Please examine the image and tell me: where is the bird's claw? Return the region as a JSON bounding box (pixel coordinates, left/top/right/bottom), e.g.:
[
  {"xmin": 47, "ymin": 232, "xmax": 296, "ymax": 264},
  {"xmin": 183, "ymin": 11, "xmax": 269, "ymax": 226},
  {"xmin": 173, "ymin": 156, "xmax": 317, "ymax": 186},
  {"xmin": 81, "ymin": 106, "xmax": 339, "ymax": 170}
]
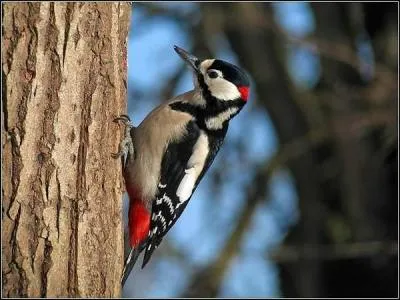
[
  {"xmin": 113, "ymin": 114, "xmax": 132, "ymax": 125},
  {"xmin": 112, "ymin": 114, "xmax": 135, "ymax": 167},
  {"xmin": 111, "ymin": 151, "xmax": 123, "ymax": 159}
]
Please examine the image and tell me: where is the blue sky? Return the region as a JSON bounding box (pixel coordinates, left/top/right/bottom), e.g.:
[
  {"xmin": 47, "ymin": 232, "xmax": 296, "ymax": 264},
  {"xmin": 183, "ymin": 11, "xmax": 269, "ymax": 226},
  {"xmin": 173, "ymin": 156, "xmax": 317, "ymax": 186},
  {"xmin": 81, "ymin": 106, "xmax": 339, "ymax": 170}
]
[{"xmin": 123, "ymin": 2, "xmax": 316, "ymax": 297}]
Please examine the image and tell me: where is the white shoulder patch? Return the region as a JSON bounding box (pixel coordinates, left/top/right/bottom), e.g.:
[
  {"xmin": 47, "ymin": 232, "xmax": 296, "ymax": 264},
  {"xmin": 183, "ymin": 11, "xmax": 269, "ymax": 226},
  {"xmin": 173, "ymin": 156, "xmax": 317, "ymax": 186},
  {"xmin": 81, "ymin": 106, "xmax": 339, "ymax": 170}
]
[
  {"xmin": 176, "ymin": 131, "xmax": 209, "ymax": 203},
  {"xmin": 176, "ymin": 168, "xmax": 196, "ymax": 202}
]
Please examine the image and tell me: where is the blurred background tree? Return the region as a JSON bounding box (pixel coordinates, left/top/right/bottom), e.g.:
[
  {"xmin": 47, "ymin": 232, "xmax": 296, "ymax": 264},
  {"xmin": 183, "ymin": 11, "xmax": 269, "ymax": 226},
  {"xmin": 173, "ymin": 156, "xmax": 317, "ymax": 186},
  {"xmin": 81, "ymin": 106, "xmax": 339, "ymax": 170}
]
[{"xmin": 123, "ymin": 2, "xmax": 397, "ymax": 298}]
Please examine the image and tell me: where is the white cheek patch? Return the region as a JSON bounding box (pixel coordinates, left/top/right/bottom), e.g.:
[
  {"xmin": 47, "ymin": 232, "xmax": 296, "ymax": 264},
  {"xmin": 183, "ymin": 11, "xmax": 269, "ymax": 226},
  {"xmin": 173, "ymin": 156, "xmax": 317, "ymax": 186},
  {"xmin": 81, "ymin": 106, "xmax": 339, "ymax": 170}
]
[
  {"xmin": 176, "ymin": 131, "xmax": 209, "ymax": 203},
  {"xmin": 207, "ymin": 78, "xmax": 241, "ymax": 101},
  {"xmin": 205, "ymin": 107, "xmax": 239, "ymax": 130}
]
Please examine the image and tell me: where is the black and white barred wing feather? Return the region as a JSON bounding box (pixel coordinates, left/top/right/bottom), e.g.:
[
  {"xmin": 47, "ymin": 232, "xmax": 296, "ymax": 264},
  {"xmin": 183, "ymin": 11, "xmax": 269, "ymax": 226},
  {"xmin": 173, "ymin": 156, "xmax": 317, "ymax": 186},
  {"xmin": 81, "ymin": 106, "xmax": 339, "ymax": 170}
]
[{"xmin": 141, "ymin": 120, "xmax": 216, "ymax": 267}]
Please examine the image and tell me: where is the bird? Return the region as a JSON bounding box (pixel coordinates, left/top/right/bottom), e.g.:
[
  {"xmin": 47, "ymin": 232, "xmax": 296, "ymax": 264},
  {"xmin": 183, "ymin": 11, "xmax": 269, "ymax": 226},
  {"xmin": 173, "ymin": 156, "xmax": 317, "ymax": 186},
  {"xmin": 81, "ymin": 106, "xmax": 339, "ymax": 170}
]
[{"xmin": 112, "ymin": 45, "xmax": 250, "ymax": 286}]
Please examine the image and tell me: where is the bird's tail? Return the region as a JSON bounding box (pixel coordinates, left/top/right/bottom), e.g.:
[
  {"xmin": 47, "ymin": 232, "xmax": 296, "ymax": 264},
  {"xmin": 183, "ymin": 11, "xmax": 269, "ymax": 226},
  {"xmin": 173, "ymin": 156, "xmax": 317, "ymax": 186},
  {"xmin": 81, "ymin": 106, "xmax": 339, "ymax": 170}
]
[
  {"xmin": 121, "ymin": 239, "xmax": 149, "ymax": 286},
  {"xmin": 121, "ymin": 247, "xmax": 141, "ymax": 286}
]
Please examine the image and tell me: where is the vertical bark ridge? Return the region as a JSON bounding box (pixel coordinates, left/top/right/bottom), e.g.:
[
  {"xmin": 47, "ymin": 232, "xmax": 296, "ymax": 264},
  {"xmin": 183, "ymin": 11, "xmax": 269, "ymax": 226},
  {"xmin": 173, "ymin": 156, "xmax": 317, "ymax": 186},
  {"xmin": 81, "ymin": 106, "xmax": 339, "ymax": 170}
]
[{"xmin": 2, "ymin": 2, "xmax": 131, "ymax": 297}]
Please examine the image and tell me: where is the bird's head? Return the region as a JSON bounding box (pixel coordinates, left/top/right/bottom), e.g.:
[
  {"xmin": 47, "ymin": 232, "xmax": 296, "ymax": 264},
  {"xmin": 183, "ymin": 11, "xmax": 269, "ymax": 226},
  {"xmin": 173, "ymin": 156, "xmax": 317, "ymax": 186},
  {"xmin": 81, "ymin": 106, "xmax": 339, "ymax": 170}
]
[{"xmin": 174, "ymin": 45, "xmax": 250, "ymax": 104}]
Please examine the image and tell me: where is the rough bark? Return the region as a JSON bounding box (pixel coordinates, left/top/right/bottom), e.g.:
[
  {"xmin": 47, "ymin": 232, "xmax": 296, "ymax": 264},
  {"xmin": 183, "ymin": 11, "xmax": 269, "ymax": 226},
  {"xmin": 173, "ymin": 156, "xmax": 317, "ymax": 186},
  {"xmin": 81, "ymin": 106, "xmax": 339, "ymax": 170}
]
[{"xmin": 2, "ymin": 2, "xmax": 131, "ymax": 297}]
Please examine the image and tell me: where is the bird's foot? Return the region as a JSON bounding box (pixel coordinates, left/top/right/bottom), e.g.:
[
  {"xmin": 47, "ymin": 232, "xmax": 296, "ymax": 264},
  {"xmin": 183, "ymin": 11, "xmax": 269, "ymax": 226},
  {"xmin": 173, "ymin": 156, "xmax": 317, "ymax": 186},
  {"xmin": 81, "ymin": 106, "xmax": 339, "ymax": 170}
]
[{"xmin": 112, "ymin": 114, "xmax": 135, "ymax": 168}]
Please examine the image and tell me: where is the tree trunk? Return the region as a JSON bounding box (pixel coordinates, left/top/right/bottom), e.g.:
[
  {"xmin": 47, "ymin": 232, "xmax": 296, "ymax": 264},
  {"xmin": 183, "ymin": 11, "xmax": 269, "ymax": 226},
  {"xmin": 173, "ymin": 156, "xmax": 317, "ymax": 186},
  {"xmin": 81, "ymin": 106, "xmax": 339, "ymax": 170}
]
[{"xmin": 2, "ymin": 2, "xmax": 131, "ymax": 297}]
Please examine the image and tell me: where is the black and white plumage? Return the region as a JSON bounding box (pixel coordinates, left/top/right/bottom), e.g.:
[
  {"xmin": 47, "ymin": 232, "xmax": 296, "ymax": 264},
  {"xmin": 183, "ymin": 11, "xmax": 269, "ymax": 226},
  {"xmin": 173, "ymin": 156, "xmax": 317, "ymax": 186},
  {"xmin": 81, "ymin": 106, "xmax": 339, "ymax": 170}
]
[
  {"xmin": 143, "ymin": 121, "xmax": 228, "ymax": 267},
  {"xmin": 115, "ymin": 45, "xmax": 250, "ymax": 285}
]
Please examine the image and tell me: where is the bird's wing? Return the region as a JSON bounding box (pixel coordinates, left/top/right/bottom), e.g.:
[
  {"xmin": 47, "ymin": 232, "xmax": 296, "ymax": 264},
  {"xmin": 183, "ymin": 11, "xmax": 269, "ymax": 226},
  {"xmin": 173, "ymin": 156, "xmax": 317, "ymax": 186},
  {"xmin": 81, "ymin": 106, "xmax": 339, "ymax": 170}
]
[{"xmin": 141, "ymin": 120, "xmax": 211, "ymax": 268}]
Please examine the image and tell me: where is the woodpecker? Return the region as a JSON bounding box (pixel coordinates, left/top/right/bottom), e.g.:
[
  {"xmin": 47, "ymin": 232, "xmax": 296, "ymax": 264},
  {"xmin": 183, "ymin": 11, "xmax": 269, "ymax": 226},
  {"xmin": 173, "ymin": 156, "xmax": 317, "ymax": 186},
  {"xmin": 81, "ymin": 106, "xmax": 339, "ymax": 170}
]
[{"xmin": 113, "ymin": 45, "xmax": 250, "ymax": 286}]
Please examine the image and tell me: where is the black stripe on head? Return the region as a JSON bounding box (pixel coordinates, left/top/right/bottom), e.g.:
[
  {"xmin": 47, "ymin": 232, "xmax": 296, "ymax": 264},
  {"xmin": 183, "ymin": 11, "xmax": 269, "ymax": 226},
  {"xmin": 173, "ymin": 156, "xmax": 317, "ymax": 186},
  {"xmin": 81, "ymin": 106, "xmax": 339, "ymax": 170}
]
[
  {"xmin": 209, "ymin": 60, "xmax": 250, "ymax": 87},
  {"xmin": 196, "ymin": 73, "xmax": 214, "ymax": 105}
]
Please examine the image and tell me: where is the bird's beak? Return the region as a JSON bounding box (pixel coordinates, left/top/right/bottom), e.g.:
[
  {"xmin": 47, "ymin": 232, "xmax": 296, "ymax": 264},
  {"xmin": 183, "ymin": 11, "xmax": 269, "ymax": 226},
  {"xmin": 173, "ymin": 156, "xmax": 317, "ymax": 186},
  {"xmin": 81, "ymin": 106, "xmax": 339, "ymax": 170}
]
[{"xmin": 174, "ymin": 45, "xmax": 199, "ymax": 72}]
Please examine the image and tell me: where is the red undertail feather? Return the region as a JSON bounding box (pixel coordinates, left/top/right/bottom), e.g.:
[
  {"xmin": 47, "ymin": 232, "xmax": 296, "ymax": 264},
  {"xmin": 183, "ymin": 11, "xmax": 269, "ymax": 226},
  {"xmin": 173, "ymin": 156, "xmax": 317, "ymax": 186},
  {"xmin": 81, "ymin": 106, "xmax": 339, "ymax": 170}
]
[{"xmin": 127, "ymin": 186, "xmax": 150, "ymax": 247}]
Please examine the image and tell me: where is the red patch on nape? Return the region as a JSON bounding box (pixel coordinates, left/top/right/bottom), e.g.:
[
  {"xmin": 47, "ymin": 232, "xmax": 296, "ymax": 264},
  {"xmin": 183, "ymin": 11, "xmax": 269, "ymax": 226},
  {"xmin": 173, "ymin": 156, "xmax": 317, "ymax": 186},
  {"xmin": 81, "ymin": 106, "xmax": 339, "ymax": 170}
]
[{"xmin": 238, "ymin": 86, "xmax": 250, "ymax": 101}]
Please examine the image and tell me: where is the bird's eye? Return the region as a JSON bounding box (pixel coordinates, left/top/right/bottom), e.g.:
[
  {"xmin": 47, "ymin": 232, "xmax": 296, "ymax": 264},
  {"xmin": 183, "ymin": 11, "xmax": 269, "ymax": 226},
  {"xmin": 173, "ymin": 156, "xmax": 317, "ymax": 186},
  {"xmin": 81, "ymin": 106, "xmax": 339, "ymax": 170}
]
[{"xmin": 208, "ymin": 70, "xmax": 219, "ymax": 79}]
